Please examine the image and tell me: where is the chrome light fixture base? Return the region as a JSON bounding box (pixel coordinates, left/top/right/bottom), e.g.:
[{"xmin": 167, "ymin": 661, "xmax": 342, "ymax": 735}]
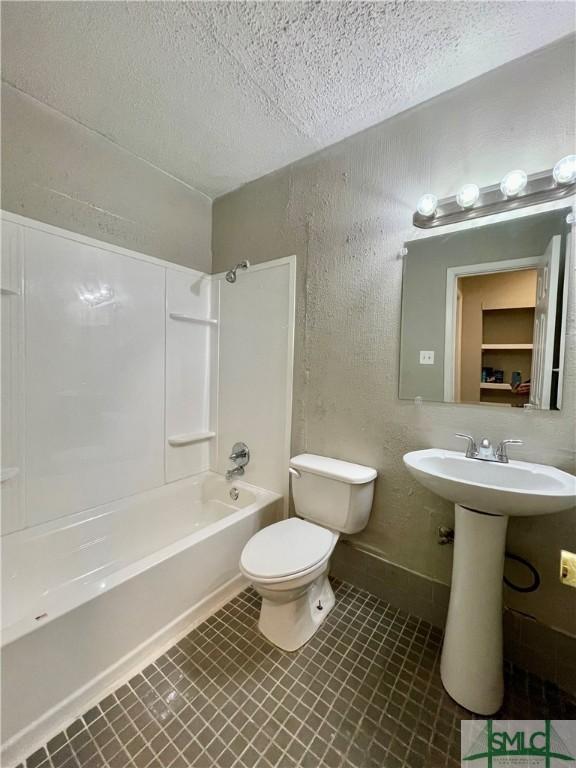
[{"xmin": 413, "ymin": 169, "xmax": 576, "ymax": 229}]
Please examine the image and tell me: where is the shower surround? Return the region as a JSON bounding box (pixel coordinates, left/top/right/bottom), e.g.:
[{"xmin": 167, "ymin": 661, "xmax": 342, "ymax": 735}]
[{"xmin": 0, "ymin": 212, "xmax": 295, "ymax": 765}]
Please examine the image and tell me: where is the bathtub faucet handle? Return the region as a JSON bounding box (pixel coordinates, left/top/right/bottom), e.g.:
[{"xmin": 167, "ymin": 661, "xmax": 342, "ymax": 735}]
[
  {"xmin": 229, "ymin": 446, "xmax": 249, "ymax": 462},
  {"xmin": 226, "ymin": 442, "xmax": 250, "ymax": 481}
]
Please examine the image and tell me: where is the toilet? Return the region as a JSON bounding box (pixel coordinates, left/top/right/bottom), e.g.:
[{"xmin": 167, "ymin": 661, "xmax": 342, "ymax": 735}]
[{"xmin": 240, "ymin": 454, "xmax": 377, "ymax": 651}]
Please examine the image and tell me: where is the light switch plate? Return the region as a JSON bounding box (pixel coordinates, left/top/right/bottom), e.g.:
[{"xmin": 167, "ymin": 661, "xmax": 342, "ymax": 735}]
[
  {"xmin": 560, "ymin": 550, "xmax": 576, "ymax": 588},
  {"xmin": 419, "ymin": 350, "xmax": 435, "ymax": 365}
]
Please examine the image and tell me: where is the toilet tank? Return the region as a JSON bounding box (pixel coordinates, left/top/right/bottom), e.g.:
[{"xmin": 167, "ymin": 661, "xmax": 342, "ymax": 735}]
[{"xmin": 290, "ymin": 454, "xmax": 377, "ymax": 534}]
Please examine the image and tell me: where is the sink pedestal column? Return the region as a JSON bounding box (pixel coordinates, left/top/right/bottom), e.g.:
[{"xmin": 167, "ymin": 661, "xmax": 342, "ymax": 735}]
[{"xmin": 441, "ymin": 504, "xmax": 509, "ymax": 715}]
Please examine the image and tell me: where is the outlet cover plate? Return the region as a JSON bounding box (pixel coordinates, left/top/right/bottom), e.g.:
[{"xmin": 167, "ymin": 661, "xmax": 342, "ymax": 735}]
[
  {"xmin": 420, "ymin": 350, "xmax": 435, "ymax": 365},
  {"xmin": 560, "ymin": 550, "xmax": 576, "ymax": 588}
]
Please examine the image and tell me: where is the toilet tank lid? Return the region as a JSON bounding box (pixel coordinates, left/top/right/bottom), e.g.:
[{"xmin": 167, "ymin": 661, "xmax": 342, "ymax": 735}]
[{"xmin": 290, "ymin": 454, "xmax": 377, "ymax": 484}]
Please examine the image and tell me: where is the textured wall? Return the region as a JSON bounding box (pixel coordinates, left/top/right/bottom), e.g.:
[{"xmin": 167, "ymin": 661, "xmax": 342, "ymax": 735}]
[
  {"xmin": 1, "ymin": 84, "xmax": 212, "ymax": 271},
  {"xmin": 213, "ymin": 38, "xmax": 576, "ymax": 636}
]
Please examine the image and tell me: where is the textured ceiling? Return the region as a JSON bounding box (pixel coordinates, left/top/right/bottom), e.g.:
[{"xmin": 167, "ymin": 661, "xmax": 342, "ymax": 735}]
[{"xmin": 2, "ymin": 1, "xmax": 574, "ymax": 198}]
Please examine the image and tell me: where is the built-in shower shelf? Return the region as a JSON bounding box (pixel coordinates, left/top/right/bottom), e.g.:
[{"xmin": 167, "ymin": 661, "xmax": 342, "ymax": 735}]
[
  {"xmin": 169, "ymin": 313, "xmax": 218, "ymax": 326},
  {"xmin": 168, "ymin": 432, "xmax": 216, "ymax": 447}
]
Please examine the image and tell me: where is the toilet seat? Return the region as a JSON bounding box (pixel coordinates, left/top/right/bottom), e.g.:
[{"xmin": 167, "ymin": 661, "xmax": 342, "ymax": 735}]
[{"xmin": 240, "ymin": 518, "xmax": 337, "ymax": 581}]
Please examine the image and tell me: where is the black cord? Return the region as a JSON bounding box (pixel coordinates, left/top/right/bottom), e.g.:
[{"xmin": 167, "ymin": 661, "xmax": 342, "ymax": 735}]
[{"xmin": 504, "ymin": 551, "xmax": 541, "ymax": 593}]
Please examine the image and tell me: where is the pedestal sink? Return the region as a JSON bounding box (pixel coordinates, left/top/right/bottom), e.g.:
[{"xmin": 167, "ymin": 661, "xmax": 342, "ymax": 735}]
[{"xmin": 403, "ymin": 448, "xmax": 576, "ymax": 715}]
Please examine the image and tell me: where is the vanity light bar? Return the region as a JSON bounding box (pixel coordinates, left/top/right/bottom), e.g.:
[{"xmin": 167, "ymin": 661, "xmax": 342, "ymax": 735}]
[{"xmin": 413, "ymin": 157, "xmax": 576, "ymax": 229}]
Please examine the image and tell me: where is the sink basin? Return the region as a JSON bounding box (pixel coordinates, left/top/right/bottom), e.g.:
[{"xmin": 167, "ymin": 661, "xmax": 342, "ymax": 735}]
[
  {"xmin": 404, "ymin": 446, "xmax": 576, "ymax": 715},
  {"xmin": 403, "ymin": 448, "xmax": 576, "ymax": 516}
]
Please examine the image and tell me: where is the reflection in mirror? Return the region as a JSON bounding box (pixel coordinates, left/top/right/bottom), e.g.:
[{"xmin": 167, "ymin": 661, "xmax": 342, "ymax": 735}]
[{"xmin": 399, "ymin": 208, "xmax": 571, "ymax": 410}]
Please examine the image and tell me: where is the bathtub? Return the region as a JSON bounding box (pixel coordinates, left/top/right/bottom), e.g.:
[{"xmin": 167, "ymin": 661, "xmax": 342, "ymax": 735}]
[{"xmin": 1, "ymin": 472, "xmax": 281, "ymax": 764}]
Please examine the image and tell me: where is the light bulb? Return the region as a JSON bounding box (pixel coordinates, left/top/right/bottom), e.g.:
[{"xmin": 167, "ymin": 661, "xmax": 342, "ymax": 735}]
[
  {"xmin": 416, "ymin": 194, "xmax": 437, "ymax": 218},
  {"xmin": 456, "ymin": 184, "xmax": 480, "ymax": 209},
  {"xmin": 500, "ymin": 169, "xmax": 527, "ymax": 198},
  {"xmin": 553, "ymin": 155, "xmax": 576, "ymax": 185}
]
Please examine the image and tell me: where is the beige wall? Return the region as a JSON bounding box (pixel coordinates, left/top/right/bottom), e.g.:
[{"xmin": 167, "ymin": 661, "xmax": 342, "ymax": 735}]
[
  {"xmin": 1, "ymin": 84, "xmax": 212, "ymax": 272},
  {"xmin": 213, "ymin": 37, "xmax": 576, "ymax": 636}
]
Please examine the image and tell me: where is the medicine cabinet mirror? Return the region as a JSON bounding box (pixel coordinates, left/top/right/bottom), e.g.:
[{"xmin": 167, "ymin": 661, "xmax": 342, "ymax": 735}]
[{"xmin": 399, "ymin": 208, "xmax": 571, "ymax": 409}]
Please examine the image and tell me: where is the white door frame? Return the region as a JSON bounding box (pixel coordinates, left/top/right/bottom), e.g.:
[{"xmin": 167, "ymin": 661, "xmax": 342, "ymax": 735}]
[
  {"xmin": 443, "ymin": 256, "xmax": 545, "ymax": 402},
  {"xmin": 556, "ymin": 232, "xmax": 572, "ymax": 410}
]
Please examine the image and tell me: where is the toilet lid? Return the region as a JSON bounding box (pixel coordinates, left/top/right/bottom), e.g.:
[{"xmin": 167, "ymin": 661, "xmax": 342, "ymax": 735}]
[{"xmin": 240, "ymin": 518, "xmax": 336, "ymax": 579}]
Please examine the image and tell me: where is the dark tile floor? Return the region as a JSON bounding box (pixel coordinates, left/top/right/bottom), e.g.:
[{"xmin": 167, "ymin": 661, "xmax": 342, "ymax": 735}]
[{"xmin": 19, "ymin": 581, "xmax": 576, "ymax": 768}]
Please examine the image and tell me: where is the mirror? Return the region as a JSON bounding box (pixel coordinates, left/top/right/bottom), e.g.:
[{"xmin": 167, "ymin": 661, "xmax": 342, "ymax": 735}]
[{"xmin": 399, "ymin": 208, "xmax": 571, "ymax": 409}]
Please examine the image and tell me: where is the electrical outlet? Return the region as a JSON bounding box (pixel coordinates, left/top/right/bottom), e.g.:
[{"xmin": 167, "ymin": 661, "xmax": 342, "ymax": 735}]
[
  {"xmin": 560, "ymin": 550, "xmax": 576, "ymax": 588},
  {"xmin": 419, "ymin": 350, "xmax": 435, "ymax": 365}
]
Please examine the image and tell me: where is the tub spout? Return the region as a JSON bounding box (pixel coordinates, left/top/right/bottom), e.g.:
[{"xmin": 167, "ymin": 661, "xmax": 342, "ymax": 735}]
[{"xmin": 226, "ymin": 466, "xmax": 245, "ymax": 481}]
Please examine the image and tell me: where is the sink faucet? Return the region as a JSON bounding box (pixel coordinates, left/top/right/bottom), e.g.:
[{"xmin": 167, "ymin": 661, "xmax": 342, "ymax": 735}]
[
  {"xmin": 455, "ymin": 434, "xmax": 523, "ymax": 463},
  {"xmin": 226, "ymin": 442, "xmax": 250, "ymax": 481}
]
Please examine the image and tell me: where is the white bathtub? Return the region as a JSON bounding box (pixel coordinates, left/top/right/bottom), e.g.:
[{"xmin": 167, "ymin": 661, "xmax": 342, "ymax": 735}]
[{"xmin": 1, "ymin": 472, "xmax": 281, "ymax": 764}]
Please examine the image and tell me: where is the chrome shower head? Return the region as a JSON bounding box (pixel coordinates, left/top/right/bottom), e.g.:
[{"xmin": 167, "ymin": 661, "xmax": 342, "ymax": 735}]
[{"xmin": 225, "ymin": 261, "xmax": 250, "ymax": 284}]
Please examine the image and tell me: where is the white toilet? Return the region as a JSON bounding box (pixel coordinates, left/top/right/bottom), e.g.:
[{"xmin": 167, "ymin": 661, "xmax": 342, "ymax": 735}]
[{"xmin": 240, "ymin": 454, "xmax": 377, "ymax": 651}]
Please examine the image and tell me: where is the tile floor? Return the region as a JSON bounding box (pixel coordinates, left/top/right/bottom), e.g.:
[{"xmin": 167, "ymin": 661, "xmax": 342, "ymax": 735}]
[{"xmin": 19, "ymin": 581, "xmax": 576, "ymax": 768}]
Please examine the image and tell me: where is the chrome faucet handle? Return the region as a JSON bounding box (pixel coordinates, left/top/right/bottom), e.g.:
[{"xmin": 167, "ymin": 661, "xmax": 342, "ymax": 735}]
[
  {"xmin": 455, "ymin": 433, "xmax": 478, "ymax": 458},
  {"xmin": 228, "ymin": 442, "xmax": 250, "ymax": 468},
  {"xmin": 496, "ymin": 439, "xmax": 523, "ymax": 463}
]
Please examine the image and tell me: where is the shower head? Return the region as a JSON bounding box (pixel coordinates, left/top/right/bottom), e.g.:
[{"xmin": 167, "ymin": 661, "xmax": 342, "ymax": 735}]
[{"xmin": 225, "ymin": 261, "xmax": 250, "ymax": 283}]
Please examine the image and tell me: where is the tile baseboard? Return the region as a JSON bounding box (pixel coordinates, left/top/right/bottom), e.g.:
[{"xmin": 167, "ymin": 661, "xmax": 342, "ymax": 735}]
[
  {"xmin": 503, "ymin": 606, "xmax": 576, "ymax": 697},
  {"xmin": 331, "ymin": 540, "xmax": 576, "ymax": 696},
  {"xmin": 330, "ymin": 541, "xmax": 451, "ymax": 629}
]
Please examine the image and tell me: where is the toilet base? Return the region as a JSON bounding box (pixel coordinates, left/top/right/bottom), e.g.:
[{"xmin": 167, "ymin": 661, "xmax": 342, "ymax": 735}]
[{"xmin": 258, "ymin": 575, "xmax": 335, "ymax": 652}]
